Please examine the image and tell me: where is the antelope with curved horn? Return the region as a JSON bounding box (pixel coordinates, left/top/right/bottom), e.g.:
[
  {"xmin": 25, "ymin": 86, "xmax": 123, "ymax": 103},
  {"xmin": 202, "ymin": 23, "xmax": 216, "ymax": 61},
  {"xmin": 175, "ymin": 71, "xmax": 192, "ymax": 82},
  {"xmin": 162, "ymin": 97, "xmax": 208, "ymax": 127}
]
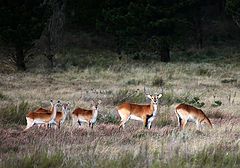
[
  {"xmin": 175, "ymin": 103, "xmax": 212, "ymax": 130},
  {"xmin": 117, "ymin": 87, "xmax": 163, "ymax": 129},
  {"xmin": 72, "ymin": 100, "xmax": 101, "ymax": 128},
  {"xmin": 24, "ymin": 101, "xmax": 62, "ymax": 131}
]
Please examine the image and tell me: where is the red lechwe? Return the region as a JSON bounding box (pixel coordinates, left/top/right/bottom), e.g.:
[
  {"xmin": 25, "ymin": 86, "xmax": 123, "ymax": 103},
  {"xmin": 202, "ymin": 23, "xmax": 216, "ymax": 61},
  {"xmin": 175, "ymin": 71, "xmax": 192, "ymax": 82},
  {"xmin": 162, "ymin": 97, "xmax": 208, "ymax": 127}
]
[
  {"xmin": 72, "ymin": 100, "xmax": 101, "ymax": 128},
  {"xmin": 34, "ymin": 101, "xmax": 70, "ymax": 129},
  {"xmin": 117, "ymin": 87, "xmax": 163, "ymax": 129},
  {"xmin": 24, "ymin": 101, "xmax": 62, "ymax": 131},
  {"xmin": 175, "ymin": 103, "xmax": 212, "ymax": 130}
]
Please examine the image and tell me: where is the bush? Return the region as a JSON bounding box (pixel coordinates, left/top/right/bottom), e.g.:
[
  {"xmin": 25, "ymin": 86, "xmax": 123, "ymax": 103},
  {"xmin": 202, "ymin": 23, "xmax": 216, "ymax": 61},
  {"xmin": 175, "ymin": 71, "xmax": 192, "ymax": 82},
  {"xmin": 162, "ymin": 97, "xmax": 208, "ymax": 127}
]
[
  {"xmin": 196, "ymin": 68, "xmax": 211, "ymax": 76},
  {"xmin": 0, "ymin": 101, "xmax": 30, "ymax": 125},
  {"xmin": 112, "ymin": 89, "xmax": 146, "ymax": 106},
  {"xmin": 176, "ymin": 96, "xmax": 205, "ymax": 108},
  {"xmin": 0, "ymin": 92, "xmax": 8, "ymax": 100},
  {"xmin": 152, "ymin": 77, "xmax": 164, "ymax": 87},
  {"xmin": 126, "ymin": 79, "xmax": 140, "ymax": 85},
  {"xmin": 159, "ymin": 92, "xmax": 177, "ymax": 106},
  {"xmin": 98, "ymin": 113, "xmax": 119, "ymax": 124},
  {"xmin": 221, "ymin": 78, "xmax": 237, "ymax": 84},
  {"xmin": 211, "ymin": 100, "xmax": 222, "ymax": 107}
]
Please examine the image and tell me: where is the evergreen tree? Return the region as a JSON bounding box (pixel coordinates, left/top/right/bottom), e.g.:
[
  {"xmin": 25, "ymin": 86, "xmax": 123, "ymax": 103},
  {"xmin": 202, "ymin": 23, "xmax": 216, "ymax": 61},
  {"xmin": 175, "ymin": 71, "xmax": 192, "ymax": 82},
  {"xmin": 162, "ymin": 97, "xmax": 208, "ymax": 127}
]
[
  {"xmin": 0, "ymin": 0, "xmax": 51, "ymax": 70},
  {"xmin": 98, "ymin": 0, "xmax": 191, "ymax": 62},
  {"xmin": 226, "ymin": 0, "xmax": 240, "ymax": 28}
]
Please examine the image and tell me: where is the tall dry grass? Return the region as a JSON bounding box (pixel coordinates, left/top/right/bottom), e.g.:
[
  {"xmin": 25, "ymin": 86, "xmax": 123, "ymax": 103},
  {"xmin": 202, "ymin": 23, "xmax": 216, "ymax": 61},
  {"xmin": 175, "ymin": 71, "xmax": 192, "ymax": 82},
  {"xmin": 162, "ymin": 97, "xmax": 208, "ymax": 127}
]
[{"xmin": 1, "ymin": 48, "xmax": 240, "ymax": 167}]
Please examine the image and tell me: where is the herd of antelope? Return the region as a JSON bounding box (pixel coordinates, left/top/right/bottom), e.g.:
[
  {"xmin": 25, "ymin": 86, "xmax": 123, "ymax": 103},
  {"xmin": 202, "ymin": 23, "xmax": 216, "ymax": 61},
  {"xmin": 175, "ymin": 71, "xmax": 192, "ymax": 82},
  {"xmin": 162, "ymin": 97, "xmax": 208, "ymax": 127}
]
[{"xmin": 24, "ymin": 87, "xmax": 212, "ymax": 131}]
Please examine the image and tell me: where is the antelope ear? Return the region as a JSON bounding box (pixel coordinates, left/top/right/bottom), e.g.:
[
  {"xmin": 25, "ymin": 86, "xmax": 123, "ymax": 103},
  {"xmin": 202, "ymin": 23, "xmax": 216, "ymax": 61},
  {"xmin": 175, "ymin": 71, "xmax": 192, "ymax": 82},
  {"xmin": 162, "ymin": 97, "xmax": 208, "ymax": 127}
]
[
  {"xmin": 157, "ymin": 94, "xmax": 163, "ymax": 99},
  {"xmin": 67, "ymin": 102, "xmax": 70, "ymax": 106},
  {"xmin": 147, "ymin": 95, "xmax": 152, "ymax": 99},
  {"xmin": 98, "ymin": 100, "xmax": 101, "ymax": 104},
  {"xmin": 90, "ymin": 100, "xmax": 94, "ymax": 105}
]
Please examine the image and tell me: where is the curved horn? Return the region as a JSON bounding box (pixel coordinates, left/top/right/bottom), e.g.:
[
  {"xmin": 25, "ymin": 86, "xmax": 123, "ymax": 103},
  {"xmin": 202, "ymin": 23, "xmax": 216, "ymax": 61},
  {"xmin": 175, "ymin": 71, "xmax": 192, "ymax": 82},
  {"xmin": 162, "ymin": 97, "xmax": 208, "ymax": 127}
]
[{"xmin": 144, "ymin": 87, "xmax": 147, "ymax": 95}]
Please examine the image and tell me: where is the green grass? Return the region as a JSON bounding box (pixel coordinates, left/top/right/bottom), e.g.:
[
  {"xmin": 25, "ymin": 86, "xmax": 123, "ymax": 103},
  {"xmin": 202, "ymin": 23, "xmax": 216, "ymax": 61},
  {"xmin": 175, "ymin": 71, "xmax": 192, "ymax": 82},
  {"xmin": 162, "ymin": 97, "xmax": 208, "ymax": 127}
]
[
  {"xmin": 1, "ymin": 149, "xmax": 68, "ymax": 168},
  {"xmin": 2, "ymin": 145, "xmax": 239, "ymax": 168},
  {"xmin": 0, "ymin": 101, "xmax": 30, "ymax": 126}
]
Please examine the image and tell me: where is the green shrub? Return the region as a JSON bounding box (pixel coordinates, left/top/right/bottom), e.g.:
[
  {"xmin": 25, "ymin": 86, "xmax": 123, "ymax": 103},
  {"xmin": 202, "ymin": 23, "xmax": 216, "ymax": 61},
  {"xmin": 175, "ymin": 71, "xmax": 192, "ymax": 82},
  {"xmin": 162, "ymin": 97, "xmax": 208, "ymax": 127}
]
[
  {"xmin": 188, "ymin": 97, "xmax": 205, "ymax": 108},
  {"xmin": 196, "ymin": 68, "xmax": 211, "ymax": 76},
  {"xmin": 0, "ymin": 101, "xmax": 30, "ymax": 125},
  {"xmin": 152, "ymin": 77, "xmax": 164, "ymax": 87},
  {"xmin": 176, "ymin": 96, "xmax": 205, "ymax": 108},
  {"xmin": 0, "ymin": 92, "xmax": 8, "ymax": 100},
  {"xmin": 221, "ymin": 78, "xmax": 237, "ymax": 83},
  {"xmin": 98, "ymin": 113, "xmax": 119, "ymax": 124},
  {"xmin": 113, "ymin": 89, "xmax": 146, "ymax": 106},
  {"xmin": 211, "ymin": 100, "xmax": 222, "ymax": 107},
  {"xmin": 126, "ymin": 79, "xmax": 140, "ymax": 85},
  {"xmin": 159, "ymin": 92, "xmax": 176, "ymax": 106}
]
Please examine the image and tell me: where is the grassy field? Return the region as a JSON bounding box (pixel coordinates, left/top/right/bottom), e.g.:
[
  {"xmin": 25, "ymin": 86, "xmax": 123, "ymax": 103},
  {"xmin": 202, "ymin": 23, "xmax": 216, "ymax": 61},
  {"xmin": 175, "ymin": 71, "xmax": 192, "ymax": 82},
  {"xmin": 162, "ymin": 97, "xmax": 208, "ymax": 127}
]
[{"xmin": 0, "ymin": 47, "xmax": 240, "ymax": 167}]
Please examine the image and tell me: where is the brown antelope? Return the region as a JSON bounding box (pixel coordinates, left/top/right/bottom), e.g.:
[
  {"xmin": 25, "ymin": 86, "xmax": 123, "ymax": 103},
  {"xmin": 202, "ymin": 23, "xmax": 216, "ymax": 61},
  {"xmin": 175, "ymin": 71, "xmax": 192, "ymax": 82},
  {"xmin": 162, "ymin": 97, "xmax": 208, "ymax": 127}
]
[
  {"xmin": 34, "ymin": 101, "xmax": 70, "ymax": 129},
  {"xmin": 24, "ymin": 101, "xmax": 62, "ymax": 131},
  {"xmin": 117, "ymin": 87, "xmax": 163, "ymax": 129},
  {"xmin": 72, "ymin": 100, "xmax": 101, "ymax": 128},
  {"xmin": 35, "ymin": 100, "xmax": 54, "ymax": 128},
  {"xmin": 55, "ymin": 102, "xmax": 70, "ymax": 129},
  {"xmin": 175, "ymin": 103, "xmax": 212, "ymax": 130}
]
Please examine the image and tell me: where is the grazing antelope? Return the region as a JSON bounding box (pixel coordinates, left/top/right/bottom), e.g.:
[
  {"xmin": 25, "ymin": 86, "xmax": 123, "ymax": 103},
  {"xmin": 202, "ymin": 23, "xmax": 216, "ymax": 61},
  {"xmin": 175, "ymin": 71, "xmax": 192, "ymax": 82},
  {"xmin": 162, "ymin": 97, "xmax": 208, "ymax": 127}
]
[
  {"xmin": 175, "ymin": 103, "xmax": 212, "ymax": 130},
  {"xmin": 72, "ymin": 100, "xmax": 101, "ymax": 128},
  {"xmin": 24, "ymin": 101, "xmax": 62, "ymax": 131},
  {"xmin": 117, "ymin": 87, "xmax": 163, "ymax": 129}
]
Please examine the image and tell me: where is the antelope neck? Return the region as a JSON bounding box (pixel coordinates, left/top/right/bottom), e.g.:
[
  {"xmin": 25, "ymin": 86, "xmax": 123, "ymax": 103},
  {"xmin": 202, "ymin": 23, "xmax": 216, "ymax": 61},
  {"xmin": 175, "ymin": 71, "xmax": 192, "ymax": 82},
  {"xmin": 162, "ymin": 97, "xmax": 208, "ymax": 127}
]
[
  {"xmin": 150, "ymin": 102, "xmax": 158, "ymax": 117},
  {"xmin": 51, "ymin": 104, "xmax": 58, "ymax": 120},
  {"xmin": 92, "ymin": 107, "xmax": 98, "ymax": 117},
  {"xmin": 60, "ymin": 108, "xmax": 68, "ymax": 124}
]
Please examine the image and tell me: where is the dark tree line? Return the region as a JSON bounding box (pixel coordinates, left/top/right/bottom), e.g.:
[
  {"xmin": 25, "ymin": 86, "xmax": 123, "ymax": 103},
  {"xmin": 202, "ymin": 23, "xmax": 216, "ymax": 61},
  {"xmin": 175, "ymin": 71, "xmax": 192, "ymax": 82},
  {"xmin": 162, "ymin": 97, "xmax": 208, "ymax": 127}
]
[{"xmin": 0, "ymin": 0, "xmax": 239, "ymax": 70}]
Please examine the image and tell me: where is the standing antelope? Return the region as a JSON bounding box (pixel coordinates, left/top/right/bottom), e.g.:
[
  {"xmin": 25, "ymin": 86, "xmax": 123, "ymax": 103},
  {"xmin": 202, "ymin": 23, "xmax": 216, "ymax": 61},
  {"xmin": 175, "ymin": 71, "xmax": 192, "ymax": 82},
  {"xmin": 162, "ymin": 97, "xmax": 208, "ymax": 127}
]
[
  {"xmin": 72, "ymin": 100, "xmax": 101, "ymax": 128},
  {"xmin": 34, "ymin": 101, "xmax": 70, "ymax": 129},
  {"xmin": 34, "ymin": 100, "xmax": 54, "ymax": 113},
  {"xmin": 55, "ymin": 102, "xmax": 70, "ymax": 129},
  {"xmin": 35, "ymin": 100, "xmax": 54, "ymax": 128},
  {"xmin": 117, "ymin": 87, "xmax": 163, "ymax": 129},
  {"xmin": 24, "ymin": 101, "xmax": 62, "ymax": 131},
  {"xmin": 175, "ymin": 103, "xmax": 212, "ymax": 130}
]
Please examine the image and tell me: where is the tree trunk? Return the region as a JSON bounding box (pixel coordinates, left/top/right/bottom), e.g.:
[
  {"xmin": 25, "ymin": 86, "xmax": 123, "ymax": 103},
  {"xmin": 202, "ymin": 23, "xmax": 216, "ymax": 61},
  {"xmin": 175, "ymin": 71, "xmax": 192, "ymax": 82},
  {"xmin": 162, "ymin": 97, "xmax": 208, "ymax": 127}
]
[
  {"xmin": 160, "ymin": 41, "xmax": 170, "ymax": 62},
  {"xmin": 194, "ymin": 7, "xmax": 203, "ymax": 49},
  {"xmin": 15, "ymin": 45, "xmax": 26, "ymax": 71}
]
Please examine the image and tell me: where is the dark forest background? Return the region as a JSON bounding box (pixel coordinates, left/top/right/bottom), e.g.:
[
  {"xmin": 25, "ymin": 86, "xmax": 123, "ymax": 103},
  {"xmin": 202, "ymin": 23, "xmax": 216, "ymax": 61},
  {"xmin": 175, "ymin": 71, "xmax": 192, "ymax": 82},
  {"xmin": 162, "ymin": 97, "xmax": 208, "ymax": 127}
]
[{"xmin": 0, "ymin": 0, "xmax": 240, "ymax": 71}]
